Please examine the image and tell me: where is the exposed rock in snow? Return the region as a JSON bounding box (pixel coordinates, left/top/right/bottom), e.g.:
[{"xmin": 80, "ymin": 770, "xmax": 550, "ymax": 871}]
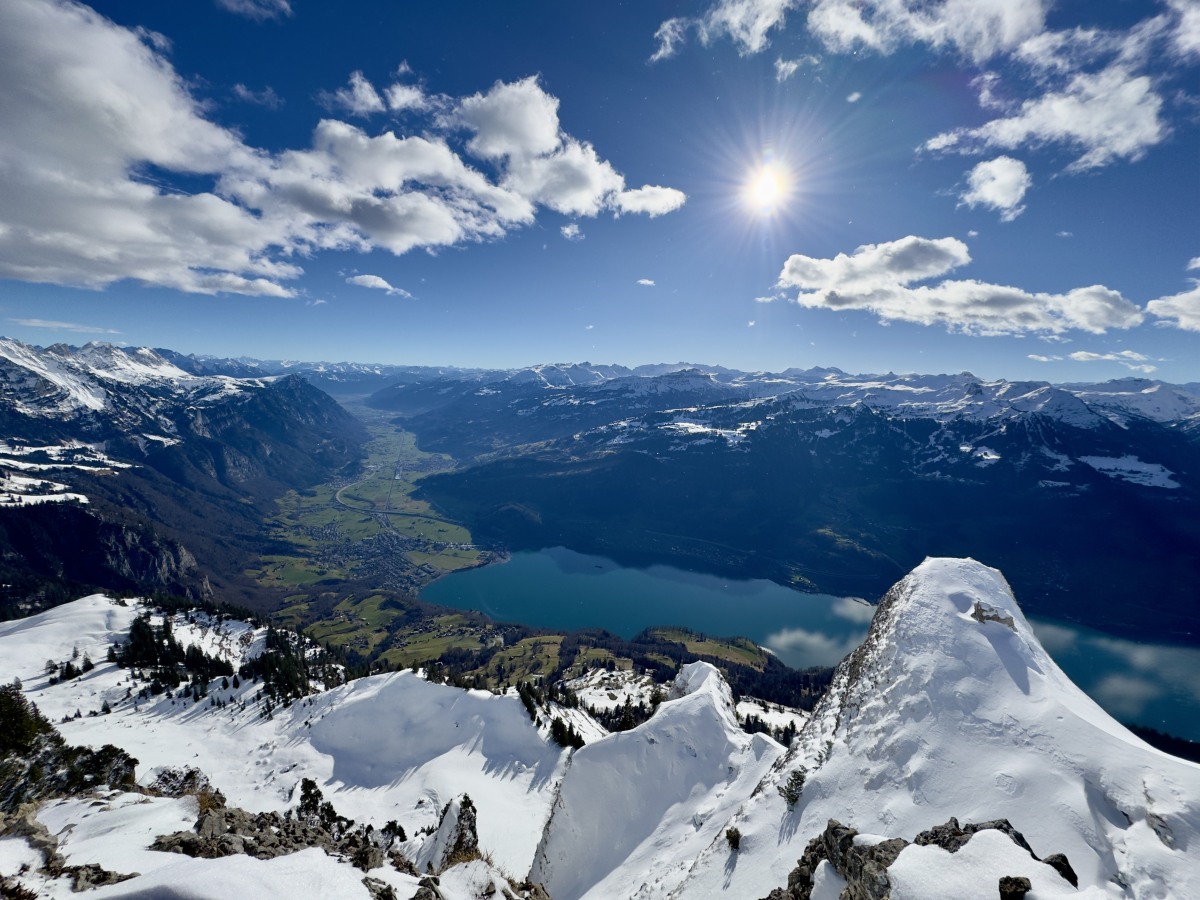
[{"xmin": 762, "ymin": 816, "xmax": 1081, "ymax": 900}]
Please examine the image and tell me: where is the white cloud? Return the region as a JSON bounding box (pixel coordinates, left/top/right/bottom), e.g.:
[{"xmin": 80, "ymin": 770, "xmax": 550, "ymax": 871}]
[
  {"xmin": 504, "ymin": 139, "xmax": 624, "ymax": 217},
  {"xmin": 747, "ymin": 320, "xmax": 756, "ymax": 327},
  {"xmin": 1027, "ymin": 354, "xmax": 1061, "ymax": 362},
  {"xmin": 232, "ymin": 84, "xmax": 283, "ymax": 109},
  {"xmin": 776, "ymin": 235, "xmax": 1145, "ymax": 335},
  {"xmin": 585, "ymin": 324, "xmax": 594, "ymax": 330},
  {"xmin": 1068, "ymin": 350, "xmax": 1150, "ymax": 362},
  {"xmin": 561, "ymin": 223, "xmax": 584, "ymax": 241},
  {"xmin": 774, "ymin": 58, "xmax": 801, "ymax": 81},
  {"xmin": 638, "ymin": 279, "xmax": 656, "ymax": 286},
  {"xmin": 458, "ymin": 76, "xmax": 561, "ymax": 160},
  {"xmin": 959, "ymin": 156, "xmax": 1030, "ymax": 221},
  {"xmin": 927, "ymin": 66, "xmax": 1166, "ymax": 172},
  {"xmin": 216, "ymin": 0, "xmax": 292, "ymax": 22},
  {"xmin": 1187, "ymin": 257, "xmax": 1200, "ymax": 271},
  {"xmin": 8, "ymin": 318, "xmax": 121, "ymax": 334},
  {"xmin": 615, "ymin": 185, "xmax": 688, "ymax": 217},
  {"xmin": 1057, "ymin": 231, "xmax": 1073, "ymax": 238},
  {"xmin": 651, "ymin": 1, "xmax": 800, "ymax": 61},
  {"xmin": 0, "ymin": 0, "xmax": 293, "ymax": 297},
  {"xmin": 699, "ymin": 0, "xmax": 800, "ymax": 55},
  {"xmin": 346, "ymin": 274, "xmax": 412, "ymax": 298},
  {"xmin": 0, "ymin": 5, "xmax": 684, "ymax": 299},
  {"xmin": 780, "ymin": 235, "xmax": 971, "ymax": 290},
  {"xmin": 806, "ymin": 0, "xmax": 1048, "ymax": 63},
  {"xmin": 846, "ymin": 91, "xmax": 862, "ymax": 103},
  {"xmin": 650, "ymin": 18, "xmax": 691, "ymax": 63},
  {"xmin": 322, "ymin": 71, "xmax": 386, "ymax": 117},
  {"xmin": 384, "ymin": 83, "xmax": 429, "ymax": 112},
  {"xmin": 1168, "ymin": 0, "xmax": 1200, "ymax": 60},
  {"xmin": 306, "ymin": 299, "xmax": 327, "ymax": 306},
  {"xmin": 1146, "ymin": 285, "xmax": 1200, "ymax": 331}
]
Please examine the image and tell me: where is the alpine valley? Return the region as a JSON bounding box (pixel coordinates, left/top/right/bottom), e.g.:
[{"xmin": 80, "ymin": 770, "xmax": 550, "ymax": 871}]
[{"xmin": 1, "ymin": 338, "xmax": 1198, "ymax": 898}]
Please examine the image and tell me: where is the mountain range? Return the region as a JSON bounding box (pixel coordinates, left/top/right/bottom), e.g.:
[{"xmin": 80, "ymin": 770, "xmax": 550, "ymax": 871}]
[{"xmin": 0, "ymin": 338, "xmax": 366, "ymax": 616}]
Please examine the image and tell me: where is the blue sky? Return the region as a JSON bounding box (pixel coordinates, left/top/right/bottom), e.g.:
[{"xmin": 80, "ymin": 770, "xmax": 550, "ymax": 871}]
[{"xmin": 0, "ymin": 0, "xmax": 1197, "ymax": 381}]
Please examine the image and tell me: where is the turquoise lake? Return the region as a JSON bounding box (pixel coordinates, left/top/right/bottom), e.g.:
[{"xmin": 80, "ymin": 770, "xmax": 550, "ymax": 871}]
[{"xmin": 422, "ymin": 546, "xmax": 1200, "ymax": 741}]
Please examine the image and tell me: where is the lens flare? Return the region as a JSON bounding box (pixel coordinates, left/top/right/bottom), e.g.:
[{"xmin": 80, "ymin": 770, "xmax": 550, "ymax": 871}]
[{"xmin": 744, "ymin": 162, "xmax": 789, "ymax": 214}]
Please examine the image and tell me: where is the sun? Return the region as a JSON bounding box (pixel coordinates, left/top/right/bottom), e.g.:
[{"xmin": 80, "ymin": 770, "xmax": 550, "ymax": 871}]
[{"xmin": 743, "ymin": 162, "xmax": 790, "ymax": 215}]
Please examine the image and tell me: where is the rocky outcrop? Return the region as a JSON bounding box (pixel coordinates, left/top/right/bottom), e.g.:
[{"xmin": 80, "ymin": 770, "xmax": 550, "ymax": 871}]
[
  {"xmin": 762, "ymin": 817, "xmax": 1078, "ymax": 900},
  {"xmin": 151, "ymin": 803, "xmax": 385, "ymax": 871},
  {"xmin": 0, "ymin": 802, "xmax": 137, "ymax": 889}
]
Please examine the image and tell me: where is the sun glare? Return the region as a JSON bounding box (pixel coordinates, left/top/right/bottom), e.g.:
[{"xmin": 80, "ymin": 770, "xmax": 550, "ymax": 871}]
[{"xmin": 744, "ymin": 162, "xmax": 789, "ymax": 214}]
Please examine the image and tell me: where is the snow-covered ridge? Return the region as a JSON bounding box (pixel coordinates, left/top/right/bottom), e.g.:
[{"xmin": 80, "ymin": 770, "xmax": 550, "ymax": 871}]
[
  {"xmin": 0, "ymin": 337, "xmax": 274, "ymax": 424},
  {"xmin": 672, "ymin": 558, "xmax": 1200, "ymax": 898},
  {"xmin": 4, "ymin": 565, "xmax": 1200, "ymax": 899}
]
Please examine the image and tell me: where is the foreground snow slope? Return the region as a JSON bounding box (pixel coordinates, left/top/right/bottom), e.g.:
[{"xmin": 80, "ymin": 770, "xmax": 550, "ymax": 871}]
[
  {"xmin": 673, "ymin": 557, "xmax": 1200, "ymax": 898},
  {"xmin": 0, "ymin": 599, "xmax": 567, "ymax": 879},
  {"xmin": 530, "ymin": 662, "xmax": 784, "ymax": 900}
]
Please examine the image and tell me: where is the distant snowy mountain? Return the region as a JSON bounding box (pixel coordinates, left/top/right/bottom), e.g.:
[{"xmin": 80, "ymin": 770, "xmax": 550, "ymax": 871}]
[
  {"xmin": 0, "ymin": 337, "xmax": 365, "ymax": 613},
  {"xmin": 2, "ymin": 559, "xmax": 1198, "ymax": 898}
]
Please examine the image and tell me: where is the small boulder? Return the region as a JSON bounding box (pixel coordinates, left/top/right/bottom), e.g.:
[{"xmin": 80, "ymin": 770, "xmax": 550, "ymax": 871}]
[{"xmin": 998, "ymin": 875, "xmax": 1031, "ymax": 899}]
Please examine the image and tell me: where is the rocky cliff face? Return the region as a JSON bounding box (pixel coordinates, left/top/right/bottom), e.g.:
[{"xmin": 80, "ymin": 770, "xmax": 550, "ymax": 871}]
[{"xmin": 0, "ymin": 340, "xmax": 367, "ymax": 614}]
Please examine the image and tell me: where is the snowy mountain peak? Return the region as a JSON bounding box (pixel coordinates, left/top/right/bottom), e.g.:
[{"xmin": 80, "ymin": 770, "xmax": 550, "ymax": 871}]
[{"xmin": 673, "ymin": 557, "xmax": 1200, "ymax": 899}]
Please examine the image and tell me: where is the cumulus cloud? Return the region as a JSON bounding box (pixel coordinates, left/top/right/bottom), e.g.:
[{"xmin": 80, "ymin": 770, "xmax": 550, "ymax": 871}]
[
  {"xmin": 846, "ymin": 91, "xmax": 862, "ymax": 102},
  {"xmin": 926, "ymin": 66, "xmax": 1165, "ymax": 172},
  {"xmin": 503, "ymin": 139, "xmax": 624, "ymax": 217},
  {"xmin": 458, "ymin": 76, "xmax": 561, "ymax": 160},
  {"xmin": 384, "ymin": 83, "xmax": 428, "ymax": 112},
  {"xmin": 321, "ymin": 71, "xmax": 386, "ymax": 116},
  {"xmin": 959, "ymin": 156, "xmax": 1030, "ymax": 220},
  {"xmin": 1187, "ymin": 257, "xmax": 1200, "ymax": 271},
  {"xmin": 561, "ymin": 223, "xmax": 583, "ymax": 241},
  {"xmin": 9, "ymin": 318, "xmax": 121, "ymax": 334},
  {"xmin": 775, "ymin": 235, "xmax": 1145, "ymax": 335},
  {"xmin": 0, "ymin": 0, "xmax": 293, "ymax": 297},
  {"xmin": 346, "ymin": 274, "xmax": 412, "ymax": 298},
  {"xmin": 1027, "ymin": 354, "xmax": 1061, "ymax": 362},
  {"xmin": 216, "ymin": 0, "xmax": 292, "ymax": 22},
  {"xmin": 615, "ymin": 185, "xmax": 688, "ymax": 217},
  {"xmin": 0, "ymin": 4, "xmax": 684, "ymax": 299},
  {"xmin": 806, "ymin": 0, "xmax": 1047, "ymax": 62},
  {"xmin": 638, "ymin": 278, "xmax": 656, "ymax": 286},
  {"xmin": 1147, "ymin": 285, "xmax": 1200, "ymax": 331}
]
